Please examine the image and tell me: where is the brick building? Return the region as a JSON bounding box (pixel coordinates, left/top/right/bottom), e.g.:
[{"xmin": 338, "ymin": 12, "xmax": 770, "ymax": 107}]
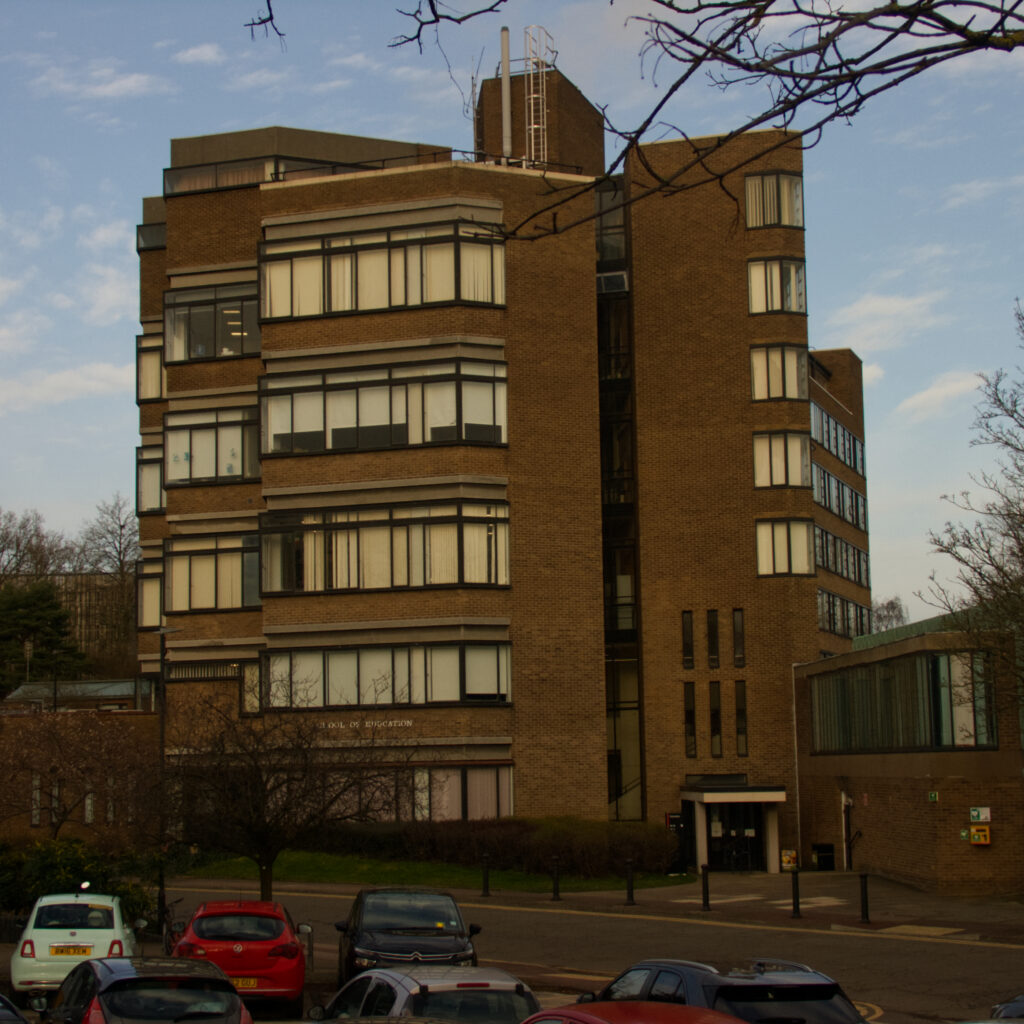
[{"xmin": 134, "ymin": 48, "xmax": 870, "ymax": 871}]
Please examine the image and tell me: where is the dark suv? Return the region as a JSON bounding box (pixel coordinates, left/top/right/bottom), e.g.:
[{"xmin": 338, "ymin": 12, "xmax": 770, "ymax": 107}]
[
  {"xmin": 579, "ymin": 958, "xmax": 864, "ymax": 1024},
  {"xmin": 335, "ymin": 887, "xmax": 481, "ymax": 986}
]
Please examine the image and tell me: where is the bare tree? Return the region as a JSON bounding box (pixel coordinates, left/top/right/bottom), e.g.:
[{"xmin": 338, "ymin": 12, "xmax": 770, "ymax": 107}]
[
  {"xmin": 165, "ymin": 688, "xmax": 420, "ymax": 899},
  {"xmin": 871, "ymin": 595, "xmax": 909, "ymax": 633},
  {"xmin": 0, "ymin": 508, "xmax": 72, "ymax": 584}
]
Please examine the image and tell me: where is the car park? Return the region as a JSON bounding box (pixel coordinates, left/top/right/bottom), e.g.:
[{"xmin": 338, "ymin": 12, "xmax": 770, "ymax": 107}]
[
  {"xmin": 32, "ymin": 956, "xmax": 253, "ymax": 1024},
  {"xmin": 171, "ymin": 899, "xmax": 310, "ymax": 1016},
  {"xmin": 334, "ymin": 888, "xmax": 480, "ymax": 986},
  {"xmin": 309, "ymin": 965, "xmax": 539, "ymax": 1024},
  {"xmin": 523, "ymin": 1002, "xmax": 750, "ymax": 1024},
  {"xmin": 577, "ymin": 958, "xmax": 864, "ymax": 1024},
  {"xmin": 9, "ymin": 890, "xmax": 145, "ymax": 1002}
]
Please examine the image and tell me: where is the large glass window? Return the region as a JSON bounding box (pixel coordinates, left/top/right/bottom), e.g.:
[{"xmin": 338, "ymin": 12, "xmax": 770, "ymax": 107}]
[
  {"xmin": 748, "ymin": 260, "xmax": 806, "ymax": 313},
  {"xmin": 814, "ymin": 526, "xmax": 870, "ymax": 586},
  {"xmin": 260, "ymin": 222, "xmax": 505, "ymax": 319},
  {"xmin": 137, "ymin": 446, "xmax": 165, "ymax": 513},
  {"xmin": 165, "ymin": 408, "xmax": 259, "ymax": 484},
  {"xmin": 137, "ymin": 337, "xmax": 163, "ymax": 401},
  {"xmin": 260, "ymin": 361, "xmax": 506, "ymax": 454},
  {"xmin": 753, "ymin": 432, "xmax": 810, "ymax": 487},
  {"xmin": 165, "ymin": 535, "xmax": 260, "ymax": 612},
  {"xmin": 261, "ymin": 503, "xmax": 509, "ymax": 593},
  {"xmin": 414, "ymin": 765, "xmax": 513, "ymax": 821},
  {"xmin": 811, "ymin": 402, "xmax": 865, "ymax": 475},
  {"xmin": 750, "ymin": 346, "xmax": 807, "ymax": 400},
  {"xmin": 745, "ymin": 173, "xmax": 804, "ymax": 228},
  {"xmin": 816, "ymin": 589, "xmax": 871, "ymax": 638},
  {"xmin": 811, "ymin": 651, "xmax": 996, "ymax": 752},
  {"xmin": 262, "ymin": 643, "xmax": 510, "ymax": 708},
  {"xmin": 756, "ymin": 519, "xmax": 813, "ymax": 575},
  {"xmin": 813, "ymin": 464, "xmax": 868, "ymax": 530},
  {"xmin": 164, "ymin": 285, "xmax": 260, "ymax": 362}
]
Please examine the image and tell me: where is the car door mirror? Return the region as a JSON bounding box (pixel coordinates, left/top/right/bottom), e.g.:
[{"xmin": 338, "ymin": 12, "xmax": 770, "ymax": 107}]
[
  {"xmin": 133, "ymin": 918, "xmax": 148, "ymax": 930},
  {"xmin": 577, "ymin": 993, "xmax": 596, "ymax": 1004},
  {"xmin": 334, "ymin": 921, "xmax": 349, "ymax": 934},
  {"xmin": 468, "ymin": 923, "xmax": 482, "ymax": 936},
  {"xmin": 297, "ymin": 923, "xmax": 312, "ymax": 935}
]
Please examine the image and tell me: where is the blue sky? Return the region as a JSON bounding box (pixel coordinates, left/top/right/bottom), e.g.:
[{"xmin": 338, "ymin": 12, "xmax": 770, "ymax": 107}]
[{"xmin": 1, "ymin": 1, "xmax": 1021, "ymax": 619}]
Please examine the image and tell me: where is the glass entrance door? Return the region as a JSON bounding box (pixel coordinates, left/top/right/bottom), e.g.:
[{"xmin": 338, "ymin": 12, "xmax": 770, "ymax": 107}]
[{"xmin": 706, "ymin": 802, "xmax": 765, "ymax": 871}]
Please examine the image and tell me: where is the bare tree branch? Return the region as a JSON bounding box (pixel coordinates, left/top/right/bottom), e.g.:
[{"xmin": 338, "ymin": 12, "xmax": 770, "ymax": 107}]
[{"xmin": 246, "ymin": 0, "xmax": 286, "ymax": 50}]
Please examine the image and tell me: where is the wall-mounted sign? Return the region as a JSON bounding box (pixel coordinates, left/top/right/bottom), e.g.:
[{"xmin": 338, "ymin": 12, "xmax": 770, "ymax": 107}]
[
  {"xmin": 970, "ymin": 806, "xmax": 991, "ymax": 822},
  {"xmin": 970, "ymin": 824, "xmax": 991, "ymax": 845},
  {"xmin": 960, "ymin": 829, "xmax": 970, "ymax": 841},
  {"xmin": 928, "ymin": 791, "xmax": 939, "ymax": 802}
]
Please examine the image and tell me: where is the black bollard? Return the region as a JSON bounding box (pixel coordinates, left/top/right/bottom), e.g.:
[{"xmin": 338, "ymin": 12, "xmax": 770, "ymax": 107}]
[
  {"xmin": 701, "ymin": 863, "xmax": 711, "ymax": 912},
  {"xmin": 552, "ymin": 855, "xmax": 561, "ymax": 901},
  {"xmin": 481, "ymin": 853, "xmax": 490, "ymax": 897},
  {"xmin": 859, "ymin": 872, "xmax": 870, "ymax": 923},
  {"xmin": 791, "ymin": 867, "xmax": 801, "ymax": 918},
  {"xmin": 625, "ymin": 857, "xmax": 636, "ymax": 906}
]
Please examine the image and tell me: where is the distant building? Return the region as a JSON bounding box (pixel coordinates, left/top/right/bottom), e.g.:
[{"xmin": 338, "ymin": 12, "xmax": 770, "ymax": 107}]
[{"xmin": 134, "ymin": 33, "xmax": 869, "ymax": 872}]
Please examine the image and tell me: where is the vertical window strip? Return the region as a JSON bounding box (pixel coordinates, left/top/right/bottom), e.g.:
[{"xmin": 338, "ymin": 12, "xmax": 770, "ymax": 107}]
[
  {"xmin": 682, "ymin": 611, "xmax": 694, "ymax": 669},
  {"xmin": 735, "ymin": 680, "xmax": 748, "ymax": 756},
  {"xmin": 732, "ymin": 609, "xmax": 746, "ymax": 668},
  {"xmin": 684, "ymin": 681, "xmax": 697, "ymax": 758},
  {"xmin": 707, "ymin": 610, "xmax": 720, "ymax": 669},
  {"xmin": 709, "ymin": 681, "xmax": 722, "ymax": 757}
]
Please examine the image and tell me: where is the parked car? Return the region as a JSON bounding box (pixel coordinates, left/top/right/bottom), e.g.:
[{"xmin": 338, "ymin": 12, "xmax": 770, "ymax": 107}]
[
  {"xmin": 993, "ymin": 998, "xmax": 1024, "ymax": 1019},
  {"xmin": 310, "ymin": 965, "xmax": 538, "ymax": 1024},
  {"xmin": 32, "ymin": 956, "xmax": 253, "ymax": 1024},
  {"xmin": 171, "ymin": 899, "xmax": 310, "ymax": 1016},
  {"xmin": 523, "ymin": 1002, "xmax": 750, "ymax": 1024},
  {"xmin": 0, "ymin": 993, "xmax": 29, "ymax": 1024},
  {"xmin": 9, "ymin": 890, "xmax": 145, "ymax": 1002},
  {"xmin": 577, "ymin": 958, "xmax": 864, "ymax": 1024},
  {"xmin": 334, "ymin": 888, "xmax": 480, "ymax": 986}
]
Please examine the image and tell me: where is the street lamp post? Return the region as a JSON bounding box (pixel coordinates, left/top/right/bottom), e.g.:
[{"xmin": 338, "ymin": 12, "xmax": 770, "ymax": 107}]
[{"xmin": 156, "ymin": 626, "xmax": 180, "ymax": 931}]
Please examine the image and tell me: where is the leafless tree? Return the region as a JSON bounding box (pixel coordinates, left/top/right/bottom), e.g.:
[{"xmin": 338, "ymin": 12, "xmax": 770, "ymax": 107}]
[
  {"xmin": 871, "ymin": 595, "xmax": 909, "ymax": 633},
  {"xmin": 0, "ymin": 508, "xmax": 73, "ymax": 584},
  {"xmin": 165, "ymin": 687, "xmax": 421, "ymax": 899}
]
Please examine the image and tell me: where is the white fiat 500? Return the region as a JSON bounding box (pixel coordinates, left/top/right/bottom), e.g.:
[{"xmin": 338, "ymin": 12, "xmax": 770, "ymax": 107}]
[{"xmin": 10, "ymin": 889, "xmax": 144, "ymax": 1000}]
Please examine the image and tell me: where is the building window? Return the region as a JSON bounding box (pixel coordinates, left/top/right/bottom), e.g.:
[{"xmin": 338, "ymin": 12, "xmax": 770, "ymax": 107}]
[
  {"xmin": 814, "ymin": 526, "xmax": 870, "ymax": 586},
  {"xmin": 812, "ymin": 464, "xmax": 868, "ymax": 530},
  {"xmin": 682, "ymin": 611, "xmax": 695, "ymax": 669},
  {"xmin": 261, "ymin": 502, "xmax": 508, "ymax": 594},
  {"xmin": 260, "ymin": 360, "xmax": 507, "ymax": 454},
  {"xmin": 262, "ymin": 643, "xmax": 510, "ymax": 709},
  {"xmin": 137, "ymin": 562, "xmax": 162, "ymax": 629},
  {"xmin": 137, "ymin": 337, "xmax": 163, "ymax": 401},
  {"xmin": 745, "ymin": 173, "xmax": 804, "ymax": 228},
  {"xmin": 750, "ymin": 346, "xmax": 807, "ymax": 400},
  {"xmin": 165, "ymin": 535, "xmax": 260, "ymax": 611},
  {"xmin": 811, "ymin": 651, "xmax": 996, "ymax": 752},
  {"xmin": 164, "ymin": 284, "xmax": 260, "ymax": 362},
  {"xmin": 414, "ymin": 765, "xmax": 512, "ymax": 821},
  {"xmin": 811, "ymin": 402, "xmax": 865, "ymax": 475},
  {"xmin": 756, "ymin": 520, "xmax": 813, "ymax": 575},
  {"xmin": 816, "ymin": 589, "xmax": 871, "ymax": 638},
  {"xmin": 748, "ymin": 260, "xmax": 806, "ymax": 314},
  {"xmin": 684, "ymin": 682, "xmax": 696, "ymax": 758},
  {"xmin": 707, "ymin": 610, "xmax": 720, "ymax": 669},
  {"xmin": 260, "ymin": 222, "xmax": 505, "ymax": 319},
  {"xmin": 137, "ymin": 446, "xmax": 165, "ymax": 513},
  {"xmin": 709, "ymin": 681, "xmax": 722, "ymax": 757},
  {"xmin": 735, "ymin": 680, "xmax": 748, "ymax": 756},
  {"xmin": 165, "ymin": 408, "xmax": 259, "ymax": 484},
  {"xmin": 753, "ymin": 432, "xmax": 810, "ymax": 487},
  {"xmin": 732, "ymin": 609, "xmax": 746, "ymax": 668}
]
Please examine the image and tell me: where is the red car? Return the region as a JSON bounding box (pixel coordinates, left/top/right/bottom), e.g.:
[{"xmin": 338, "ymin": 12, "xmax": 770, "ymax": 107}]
[
  {"xmin": 171, "ymin": 900, "xmax": 310, "ymax": 1015},
  {"xmin": 522, "ymin": 1003, "xmax": 749, "ymax": 1024}
]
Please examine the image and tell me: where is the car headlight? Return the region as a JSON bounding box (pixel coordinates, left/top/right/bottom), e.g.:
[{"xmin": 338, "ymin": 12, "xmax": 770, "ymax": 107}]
[
  {"xmin": 453, "ymin": 952, "xmax": 475, "ymax": 963},
  {"xmin": 353, "ymin": 951, "xmax": 377, "ymax": 968}
]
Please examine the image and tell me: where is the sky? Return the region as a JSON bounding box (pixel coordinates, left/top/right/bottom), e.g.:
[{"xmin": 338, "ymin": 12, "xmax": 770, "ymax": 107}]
[{"xmin": 0, "ymin": 1, "xmax": 1022, "ymax": 621}]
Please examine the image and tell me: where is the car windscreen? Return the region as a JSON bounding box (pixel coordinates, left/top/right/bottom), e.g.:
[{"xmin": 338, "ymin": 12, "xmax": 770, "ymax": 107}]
[
  {"xmin": 711, "ymin": 983, "xmax": 863, "ymax": 1024},
  {"xmin": 414, "ymin": 990, "xmax": 535, "ymax": 1024},
  {"xmin": 361, "ymin": 894, "xmax": 463, "ymax": 933},
  {"xmin": 34, "ymin": 904, "xmax": 114, "ymax": 929},
  {"xmin": 192, "ymin": 914, "xmax": 285, "ymax": 941},
  {"xmin": 102, "ymin": 979, "xmax": 239, "ymax": 1021}
]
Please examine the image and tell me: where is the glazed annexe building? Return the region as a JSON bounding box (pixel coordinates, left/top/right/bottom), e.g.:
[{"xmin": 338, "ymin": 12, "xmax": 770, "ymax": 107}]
[{"xmin": 135, "ymin": 69, "xmax": 871, "ymax": 867}]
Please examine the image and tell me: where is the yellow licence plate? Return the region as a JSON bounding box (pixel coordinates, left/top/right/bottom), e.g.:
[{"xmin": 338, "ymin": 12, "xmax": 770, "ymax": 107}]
[
  {"xmin": 232, "ymin": 978, "xmax": 258, "ymax": 989},
  {"xmin": 51, "ymin": 946, "xmax": 91, "ymax": 956}
]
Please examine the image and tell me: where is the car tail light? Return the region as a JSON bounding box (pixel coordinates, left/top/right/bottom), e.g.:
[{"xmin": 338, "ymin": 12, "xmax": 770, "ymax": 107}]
[
  {"xmin": 85, "ymin": 995, "xmax": 106, "ymax": 1024},
  {"xmin": 268, "ymin": 942, "xmax": 300, "ymax": 959},
  {"xmin": 176, "ymin": 942, "xmax": 205, "ymax": 957},
  {"xmin": 19, "ymin": 940, "xmax": 35, "ymax": 958},
  {"xmin": 107, "ymin": 940, "xmax": 123, "ymax": 957}
]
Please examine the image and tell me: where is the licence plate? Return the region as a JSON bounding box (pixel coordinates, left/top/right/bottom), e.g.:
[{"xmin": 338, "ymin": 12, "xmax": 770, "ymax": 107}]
[
  {"xmin": 232, "ymin": 978, "xmax": 258, "ymax": 989},
  {"xmin": 51, "ymin": 946, "xmax": 91, "ymax": 956}
]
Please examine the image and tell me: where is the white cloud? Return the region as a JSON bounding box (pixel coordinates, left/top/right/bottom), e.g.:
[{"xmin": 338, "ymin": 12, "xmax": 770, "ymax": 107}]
[
  {"xmin": 895, "ymin": 370, "xmax": 981, "ymax": 423},
  {"xmin": 78, "ymin": 220, "xmax": 133, "ymax": 252},
  {"xmin": 862, "ymin": 362, "xmax": 884, "ymax": 386},
  {"xmin": 327, "ymin": 52, "xmax": 383, "ymax": 72},
  {"xmin": 824, "ymin": 290, "xmax": 949, "ymax": 353},
  {"xmin": 173, "ymin": 43, "xmax": 226, "ymax": 65},
  {"xmin": 310, "ymin": 78, "xmax": 351, "ymax": 94},
  {"xmin": 942, "ymin": 175, "xmax": 1024, "ymax": 210},
  {"xmin": 0, "ymin": 362, "xmax": 133, "ymax": 414},
  {"xmin": 78, "ymin": 264, "xmax": 135, "ymax": 326},
  {"xmin": 0, "ymin": 308, "xmax": 51, "ymax": 355},
  {"xmin": 31, "ymin": 60, "xmax": 172, "ymax": 99},
  {"xmin": 225, "ymin": 69, "xmax": 290, "ymax": 91}
]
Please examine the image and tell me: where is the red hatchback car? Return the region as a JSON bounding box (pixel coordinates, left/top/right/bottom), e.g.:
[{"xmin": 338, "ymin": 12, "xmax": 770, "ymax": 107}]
[{"xmin": 171, "ymin": 901, "xmax": 310, "ymax": 1016}]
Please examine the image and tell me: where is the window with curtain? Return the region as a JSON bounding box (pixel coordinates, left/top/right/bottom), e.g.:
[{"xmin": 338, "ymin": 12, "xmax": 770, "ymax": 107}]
[
  {"xmin": 748, "ymin": 259, "xmax": 806, "ymax": 313},
  {"xmin": 745, "ymin": 173, "xmax": 804, "ymax": 228},
  {"xmin": 756, "ymin": 519, "xmax": 813, "ymax": 575},
  {"xmin": 164, "ymin": 534, "xmax": 260, "ymax": 611},
  {"xmin": 750, "ymin": 346, "xmax": 807, "ymax": 400},
  {"xmin": 753, "ymin": 432, "xmax": 811, "ymax": 487},
  {"xmin": 164, "ymin": 408, "xmax": 259, "ymax": 484}
]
